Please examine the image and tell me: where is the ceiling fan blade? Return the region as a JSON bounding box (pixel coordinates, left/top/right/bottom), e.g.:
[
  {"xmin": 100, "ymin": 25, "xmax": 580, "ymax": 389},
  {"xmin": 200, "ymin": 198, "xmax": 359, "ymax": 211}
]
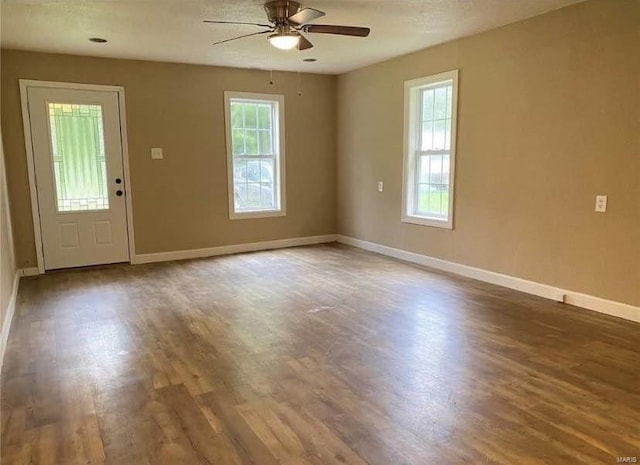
[
  {"xmin": 303, "ymin": 25, "xmax": 370, "ymax": 37},
  {"xmin": 204, "ymin": 20, "xmax": 273, "ymax": 28},
  {"xmin": 212, "ymin": 30, "xmax": 272, "ymax": 46},
  {"xmin": 297, "ymin": 34, "xmax": 313, "ymax": 51},
  {"xmin": 288, "ymin": 7, "xmax": 325, "ymax": 26}
]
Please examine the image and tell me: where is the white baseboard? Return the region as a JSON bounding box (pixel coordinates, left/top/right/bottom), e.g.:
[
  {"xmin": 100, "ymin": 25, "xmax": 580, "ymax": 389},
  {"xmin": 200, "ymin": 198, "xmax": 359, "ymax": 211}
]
[
  {"xmin": 19, "ymin": 267, "xmax": 40, "ymax": 277},
  {"xmin": 337, "ymin": 235, "xmax": 640, "ymax": 324},
  {"xmin": 133, "ymin": 234, "xmax": 339, "ymax": 265},
  {"xmin": 1, "ymin": 271, "xmax": 20, "ymax": 369}
]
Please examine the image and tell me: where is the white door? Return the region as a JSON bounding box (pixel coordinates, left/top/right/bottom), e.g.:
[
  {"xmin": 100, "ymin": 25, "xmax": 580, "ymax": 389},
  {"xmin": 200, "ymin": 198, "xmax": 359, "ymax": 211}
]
[{"xmin": 26, "ymin": 85, "xmax": 130, "ymax": 270}]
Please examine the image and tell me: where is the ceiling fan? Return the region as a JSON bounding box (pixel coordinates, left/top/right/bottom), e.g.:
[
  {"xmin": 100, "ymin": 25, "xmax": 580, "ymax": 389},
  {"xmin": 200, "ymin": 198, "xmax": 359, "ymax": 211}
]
[{"xmin": 204, "ymin": 0, "xmax": 371, "ymax": 51}]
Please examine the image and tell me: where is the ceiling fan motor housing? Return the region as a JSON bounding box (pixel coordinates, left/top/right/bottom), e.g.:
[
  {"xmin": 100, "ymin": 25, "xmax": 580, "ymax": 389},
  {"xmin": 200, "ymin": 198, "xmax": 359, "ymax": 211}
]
[
  {"xmin": 264, "ymin": 0, "xmax": 301, "ymax": 25},
  {"xmin": 207, "ymin": 1, "xmax": 368, "ymax": 50}
]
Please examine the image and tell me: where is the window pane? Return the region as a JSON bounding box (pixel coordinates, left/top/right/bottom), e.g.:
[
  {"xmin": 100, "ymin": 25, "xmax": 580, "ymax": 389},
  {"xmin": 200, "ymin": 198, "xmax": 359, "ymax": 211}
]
[
  {"xmin": 434, "ymin": 119, "xmax": 446, "ymax": 150},
  {"xmin": 245, "ymin": 182, "xmax": 263, "ymax": 208},
  {"xmin": 429, "ymin": 155, "xmax": 442, "ymax": 185},
  {"xmin": 417, "ymin": 184, "xmax": 429, "ymax": 213},
  {"xmin": 260, "ymin": 187, "xmax": 274, "ymax": 208},
  {"xmin": 245, "ymin": 130, "xmax": 258, "ymax": 155},
  {"xmin": 257, "ymin": 105, "xmax": 272, "ymax": 130},
  {"xmin": 234, "ymin": 182, "xmax": 249, "ymax": 210},
  {"xmin": 418, "ymin": 155, "xmax": 430, "ymax": 183},
  {"xmin": 422, "ymin": 89, "xmax": 434, "ymax": 121},
  {"xmin": 421, "ymin": 121, "xmax": 434, "ymax": 151},
  {"xmin": 434, "ymin": 86, "xmax": 448, "ymax": 119},
  {"xmin": 231, "ymin": 103, "xmax": 243, "ymax": 128},
  {"xmin": 232, "ymin": 129, "xmax": 245, "ymax": 155},
  {"xmin": 233, "ymin": 159, "xmax": 247, "ymax": 181},
  {"xmin": 444, "ymin": 117, "xmax": 452, "ymax": 150},
  {"xmin": 48, "ymin": 103, "xmax": 109, "ymax": 212},
  {"xmin": 429, "ymin": 188, "xmax": 447, "ymax": 216},
  {"xmin": 442, "ymin": 155, "xmax": 450, "ymax": 185},
  {"xmin": 244, "ymin": 103, "xmax": 257, "ymax": 128},
  {"xmin": 259, "ymin": 159, "xmax": 274, "ymax": 184},
  {"xmin": 260, "ymin": 159, "xmax": 274, "ymax": 207},
  {"xmin": 258, "ymin": 130, "xmax": 272, "ymax": 154}
]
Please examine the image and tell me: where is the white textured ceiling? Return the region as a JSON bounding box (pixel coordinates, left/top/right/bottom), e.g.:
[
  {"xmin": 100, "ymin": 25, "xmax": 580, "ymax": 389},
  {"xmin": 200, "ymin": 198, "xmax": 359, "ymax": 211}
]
[{"xmin": 1, "ymin": 0, "xmax": 584, "ymax": 74}]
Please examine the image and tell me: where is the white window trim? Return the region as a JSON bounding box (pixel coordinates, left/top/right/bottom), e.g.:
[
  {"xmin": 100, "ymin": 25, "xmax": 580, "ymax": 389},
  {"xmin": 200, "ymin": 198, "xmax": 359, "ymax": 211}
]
[
  {"xmin": 224, "ymin": 91, "xmax": 286, "ymax": 220},
  {"xmin": 402, "ymin": 69, "xmax": 458, "ymax": 229}
]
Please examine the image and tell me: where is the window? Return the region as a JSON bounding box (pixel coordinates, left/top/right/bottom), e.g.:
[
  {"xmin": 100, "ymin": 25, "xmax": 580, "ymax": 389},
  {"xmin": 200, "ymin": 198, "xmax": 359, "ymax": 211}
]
[
  {"xmin": 48, "ymin": 103, "xmax": 109, "ymax": 212},
  {"xmin": 224, "ymin": 92, "xmax": 285, "ymax": 219},
  {"xmin": 402, "ymin": 70, "xmax": 458, "ymax": 228}
]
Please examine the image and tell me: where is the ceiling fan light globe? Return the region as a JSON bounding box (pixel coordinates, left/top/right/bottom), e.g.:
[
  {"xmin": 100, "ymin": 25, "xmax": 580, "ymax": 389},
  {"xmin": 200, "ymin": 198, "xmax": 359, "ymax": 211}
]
[{"xmin": 268, "ymin": 33, "xmax": 300, "ymax": 50}]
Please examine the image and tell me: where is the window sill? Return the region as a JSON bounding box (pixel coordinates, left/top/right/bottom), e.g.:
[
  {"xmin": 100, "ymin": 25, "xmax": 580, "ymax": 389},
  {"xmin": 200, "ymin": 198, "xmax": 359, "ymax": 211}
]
[
  {"xmin": 230, "ymin": 209, "xmax": 286, "ymax": 220},
  {"xmin": 401, "ymin": 214, "xmax": 453, "ymax": 229}
]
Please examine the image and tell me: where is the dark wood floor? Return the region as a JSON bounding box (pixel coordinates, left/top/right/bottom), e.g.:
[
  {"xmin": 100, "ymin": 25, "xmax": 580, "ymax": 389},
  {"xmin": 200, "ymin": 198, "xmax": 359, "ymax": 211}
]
[{"xmin": 1, "ymin": 244, "xmax": 639, "ymax": 464}]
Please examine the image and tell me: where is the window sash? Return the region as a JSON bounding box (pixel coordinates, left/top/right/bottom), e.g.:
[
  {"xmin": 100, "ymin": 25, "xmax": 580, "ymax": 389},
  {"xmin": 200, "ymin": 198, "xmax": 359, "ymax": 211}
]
[
  {"xmin": 233, "ymin": 154, "xmax": 278, "ymax": 212},
  {"xmin": 413, "ymin": 151, "xmax": 450, "ymax": 218},
  {"xmin": 232, "ymin": 99, "xmax": 276, "ymax": 157}
]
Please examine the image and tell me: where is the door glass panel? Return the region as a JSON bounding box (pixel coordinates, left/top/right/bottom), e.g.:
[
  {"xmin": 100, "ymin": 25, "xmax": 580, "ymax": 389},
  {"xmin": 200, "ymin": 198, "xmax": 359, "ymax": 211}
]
[{"xmin": 48, "ymin": 103, "xmax": 109, "ymax": 212}]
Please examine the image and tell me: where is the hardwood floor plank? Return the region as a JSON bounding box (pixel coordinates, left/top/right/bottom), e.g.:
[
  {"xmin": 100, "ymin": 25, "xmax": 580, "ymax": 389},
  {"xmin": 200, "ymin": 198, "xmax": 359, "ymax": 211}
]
[{"xmin": 198, "ymin": 389, "xmax": 280, "ymax": 465}]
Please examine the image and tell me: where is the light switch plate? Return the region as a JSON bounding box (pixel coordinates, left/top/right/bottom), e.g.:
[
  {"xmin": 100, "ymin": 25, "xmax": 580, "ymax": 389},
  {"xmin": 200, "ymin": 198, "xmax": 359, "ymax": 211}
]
[
  {"xmin": 595, "ymin": 195, "xmax": 607, "ymax": 213},
  {"xmin": 377, "ymin": 181, "xmax": 384, "ymax": 192},
  {"xmin": 151, "ymin": 148, "xmax": 163, "ymax": 160}
]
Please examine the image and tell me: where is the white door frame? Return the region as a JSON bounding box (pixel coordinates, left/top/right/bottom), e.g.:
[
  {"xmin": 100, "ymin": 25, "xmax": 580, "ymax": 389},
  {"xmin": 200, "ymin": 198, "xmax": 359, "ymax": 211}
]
[{"xmin": 19, "ymin": 79, "xmax": 136, "ymax": 274}]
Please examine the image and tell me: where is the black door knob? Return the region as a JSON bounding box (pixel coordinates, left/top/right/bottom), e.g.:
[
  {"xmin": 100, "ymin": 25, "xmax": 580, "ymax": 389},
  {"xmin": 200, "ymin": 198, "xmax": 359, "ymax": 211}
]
[
  {"xmin": 116, "ymin": 190, "xmax": 123, "ymax": 196},
  {"xmin": 115, "ymin": 178, "xmax": 122, "ymax": 184}
]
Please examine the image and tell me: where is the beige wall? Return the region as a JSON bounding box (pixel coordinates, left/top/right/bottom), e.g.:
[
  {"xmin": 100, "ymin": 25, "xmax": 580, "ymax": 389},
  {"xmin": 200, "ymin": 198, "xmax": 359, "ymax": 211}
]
[
  {"xmin": 337, "ymin": 0, "xmax": 640, "ymax": 306},
  {"xmin": 1, "ymin": 126, "xmax": 17, "ymax": 325},
  {"xmin": 1, "ymin": 42, "xmax": 18, "ymax": 327},
  {"xmin": 1, "ymin": 51, "xmax": 337, "ymax": 266}
]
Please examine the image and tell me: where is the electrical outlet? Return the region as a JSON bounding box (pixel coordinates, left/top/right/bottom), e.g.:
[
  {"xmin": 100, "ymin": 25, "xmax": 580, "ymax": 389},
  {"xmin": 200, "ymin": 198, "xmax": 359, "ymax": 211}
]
[
  {"xmin": 377, "ymin": 181, "xmax": 384, "ymax": 192},
  {"xmin": 151, "ymin": 148, "xmax": 163, "ymax": 160},
  {"xmin": 595, "ymin": 195, "xmax": 607, "ymax": 213}
]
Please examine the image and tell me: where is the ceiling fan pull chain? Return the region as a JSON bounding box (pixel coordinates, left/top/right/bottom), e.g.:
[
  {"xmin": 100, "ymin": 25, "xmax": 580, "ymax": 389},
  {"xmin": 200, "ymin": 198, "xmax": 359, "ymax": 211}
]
[
  {"xmin": 297, "ymin": 47, "xmax": 303, "ymax": 96},
  {"xmin": 268, "ymin": 41, "xmax": 275, "ymax": 85}
]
